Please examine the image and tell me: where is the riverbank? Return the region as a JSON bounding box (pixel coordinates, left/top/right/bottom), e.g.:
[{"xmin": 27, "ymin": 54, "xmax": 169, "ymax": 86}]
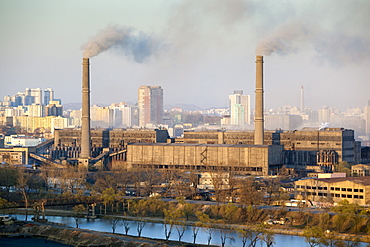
[
  {"xmin": 0, "ymin": 221, "xmax": 215, "ymax": 247},
  {"xmin": 8, "ymin": 208, "xmax": 370, "ymax": 245}
]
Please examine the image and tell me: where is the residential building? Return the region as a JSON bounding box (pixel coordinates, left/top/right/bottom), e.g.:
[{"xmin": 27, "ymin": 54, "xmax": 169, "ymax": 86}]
[
  {"xmin": 265, "ymin": 114, "xmax": 302, "ymax": 130},
  {"xmin": 138, "ymin": 86, "xmax": 163, "ymax": 127},
  {"xmin": 44, "ymin": 88, "xmax": 54, "ymax": 105},
  {"xmin": 26, "ymin": 104, "xmax": 45, "ymax": 117},
  {"xmin": 229, "ymin": 90, "xmax": 251, "ymax": 128},
  {"xmin": 365, "ymin": 100, "xmax": 370, "ymax": 135},
  {"xmin": 351, "ymin": 164, "xmax": 370, "ymax": 177},
  {"xmin": 45, "ymin": 101, "xmax": 63, "ymax": 117}
]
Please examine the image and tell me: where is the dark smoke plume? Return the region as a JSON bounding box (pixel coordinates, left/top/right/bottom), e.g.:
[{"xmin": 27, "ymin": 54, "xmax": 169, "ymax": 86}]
[{"xmin": 82, "ymin": 25, "xmax": 161, "ymax": 62}]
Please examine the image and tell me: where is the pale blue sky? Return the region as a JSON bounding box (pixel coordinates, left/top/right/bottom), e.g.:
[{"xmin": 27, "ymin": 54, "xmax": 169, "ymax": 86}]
[{"xmin": 1, "ymin": 0, "xmax": 369, "ymax": 110}]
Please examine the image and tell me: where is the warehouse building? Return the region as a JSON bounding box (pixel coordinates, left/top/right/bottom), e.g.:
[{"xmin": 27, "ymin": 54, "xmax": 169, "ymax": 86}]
[{"xmin": 126, "ymin": 143, "xmax": 284, "ymax": 176}]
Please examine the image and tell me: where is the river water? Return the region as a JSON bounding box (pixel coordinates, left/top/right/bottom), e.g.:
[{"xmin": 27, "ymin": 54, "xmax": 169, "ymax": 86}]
[{"xmin": 13, "ymin": 214, "xmax": 367, "ymax": 247}]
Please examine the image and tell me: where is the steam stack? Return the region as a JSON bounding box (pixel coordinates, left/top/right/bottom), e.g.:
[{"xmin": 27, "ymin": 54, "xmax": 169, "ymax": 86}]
[
  {"xmin": 81, "ymin": 58, "xmax": 91, "ymax": 159},
  {"xmin": 254, "ymin": 56, "xmax": 264, "ymax": 145}
]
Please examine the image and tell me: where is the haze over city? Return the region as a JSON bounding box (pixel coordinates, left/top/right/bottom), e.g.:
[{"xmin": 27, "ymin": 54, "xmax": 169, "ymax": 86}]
[{"xmin": 1, "ymin": 0, "xmax": 369, "ymax": 110}]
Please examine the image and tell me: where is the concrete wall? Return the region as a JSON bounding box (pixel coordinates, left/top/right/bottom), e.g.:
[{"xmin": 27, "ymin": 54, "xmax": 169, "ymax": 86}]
[{"xmin": 126, "ymin": 143, "xmax": 283, "ymax": 176}]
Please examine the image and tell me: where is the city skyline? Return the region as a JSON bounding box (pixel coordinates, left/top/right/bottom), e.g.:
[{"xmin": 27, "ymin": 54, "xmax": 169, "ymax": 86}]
[{"xmin": 1, "ymin": 1, "xmax": 369, "ymax": 111}]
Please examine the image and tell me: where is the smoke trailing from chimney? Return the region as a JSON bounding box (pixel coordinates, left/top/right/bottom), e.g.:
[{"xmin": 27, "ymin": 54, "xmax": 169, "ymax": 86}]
[
  {"xmin": 255, "ymin": 21, "xmax": 318, "ymax": 56},
  {"xmin": 82, "ymin": 25, "xmax": 161, "ymax": 62},
  {"xmin": 255, "ymin": 20, "xmax": 370, "ymax": 65},
  {"xmin": 166, "ymin": 0, "xmax": 370, "ymax": 65}
]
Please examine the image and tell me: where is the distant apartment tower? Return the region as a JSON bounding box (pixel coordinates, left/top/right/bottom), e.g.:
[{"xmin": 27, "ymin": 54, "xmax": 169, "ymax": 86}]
[
  {"xmin": 26, "ymin": 103, "xmax": 45, "ymax": 117},
  {"xmin": 45, "ymin": 100, "xmax": 63, "ymax": 117},
  {"xmin": 364, "ymin": 100, "xmax": 370, "ymax": 135},
  {"xmin": 138, "ymin": 86, "xmax": 163, "ymax": 127},
  {"xmin": 318, "ymin": 106, "xmax": 332, "ymax": 123},
  {"xmin": 229, "ymin": 90, "xmax": 251, "ymax": 128},
  {"xmin": 110, "ymin": 103, "xmax": 139, "ymax": 128},
  {"xmin": 44, "ymin": 88, "xmax": 54, "ymax": 105},
  {"xmin": 27, "ymin": 88, "xmax": 42, "ymax": 105}
]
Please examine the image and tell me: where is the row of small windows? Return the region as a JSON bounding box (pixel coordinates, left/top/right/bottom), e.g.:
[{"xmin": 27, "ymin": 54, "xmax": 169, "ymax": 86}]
[
  {"xmin": 296, "ymin": 185, "xmax": 328, "ymax": 190},
  {"xmin": 296, "ymin": 185, "xmax": 363, "ymax": 193},
  {"xmin": 303, "ymin": 192, "xmax": 364, "ymax": 199},
  {"xmin": 330, "ymin": 187, "xmax": 363, "ymax": 193}
]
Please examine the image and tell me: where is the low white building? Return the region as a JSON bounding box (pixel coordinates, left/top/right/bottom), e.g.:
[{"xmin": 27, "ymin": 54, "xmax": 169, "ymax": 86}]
[
  {"xmin": 5, "ymin": 135, "xmax": 46, "ymax": 147},
  {"xmin": 198, "ymin": 172, "xmax": 229, "ymax": 190}
]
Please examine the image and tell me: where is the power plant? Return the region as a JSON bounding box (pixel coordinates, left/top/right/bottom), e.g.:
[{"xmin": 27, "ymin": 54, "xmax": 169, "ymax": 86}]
[{"xmin": 8, "ymin": 55, "xmax": 361, "ymax": 177}]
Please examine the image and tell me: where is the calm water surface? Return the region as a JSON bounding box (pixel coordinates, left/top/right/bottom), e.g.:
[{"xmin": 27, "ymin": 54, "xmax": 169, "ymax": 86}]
[{"xmin": 13, "ymin": 214, "xmax": 366, "ymax": 247}]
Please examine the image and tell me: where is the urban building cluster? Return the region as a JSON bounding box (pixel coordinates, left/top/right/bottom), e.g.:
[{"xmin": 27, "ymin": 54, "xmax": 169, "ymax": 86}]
[{"xmin": 1, "ymin": 56, "xmax": 370, "ymax": 208}]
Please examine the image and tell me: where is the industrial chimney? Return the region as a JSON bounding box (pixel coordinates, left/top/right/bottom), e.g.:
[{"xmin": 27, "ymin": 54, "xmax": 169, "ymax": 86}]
[
  {"xmin": 80, "ymin": 58, "xmax": 91, "ymax": 160},
  {"xmin": 254, "ymin": 56, "xmax": 264, "ymax": 145}
]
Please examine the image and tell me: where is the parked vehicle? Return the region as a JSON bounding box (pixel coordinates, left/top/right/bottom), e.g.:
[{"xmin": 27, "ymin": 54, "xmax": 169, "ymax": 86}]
[{"xmin": 0, "ymin": 215, "xmax": 15, "ymax": 225}]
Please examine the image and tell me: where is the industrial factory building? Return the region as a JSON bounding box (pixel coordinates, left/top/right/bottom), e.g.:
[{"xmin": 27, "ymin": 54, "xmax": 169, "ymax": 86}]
[
  {"xmin": 176, "ymin": 128, "xmax": 360, "ymax": 166},
  {"xmin": 126, "ymin": 143, "xmax": 284, "ymax": 176},
  {"xmin": 52, "ymin": 128, "xmax": 169, "ymax": 162}
]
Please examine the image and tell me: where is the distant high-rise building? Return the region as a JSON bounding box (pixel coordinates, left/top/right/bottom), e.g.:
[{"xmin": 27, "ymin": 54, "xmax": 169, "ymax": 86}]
[
  {"xmin": 229, "ymin": 90, "xmax": 251, "ymax": 128},
  {"xmin": 109, "ymin": 102, "xmax": 138, "ymax": 128},
  {"xmin": 44, "ymin": 88, "xmax": 54, "ymax": 105},
  {"xmin": 138, "ymin": 86, "xmax": 163, "ymax": 127},
  {"xmin": 45, "ymin": 100, "xmax": 63, "ymax": 117},
  {"xmin": 26, "ymin": 103, "xmax": 45, "ymax": 117},
  {"xmin": 91, "ymin": 105, "xmax": 113, "ymax": 128},
  {"xmin": 300, "ymin": 85, "xmax": 304, "ymax": 111},
  {"xmin": 365, "ymin": 100, "xmax": 370, "ymax": 135},
  {"xmin": 30, "ymin": 88, "xmax": 42, "ymax": 105},
  {"xmin": 318, "ymin": 106, "xmax": 333, "ymax": 123}
]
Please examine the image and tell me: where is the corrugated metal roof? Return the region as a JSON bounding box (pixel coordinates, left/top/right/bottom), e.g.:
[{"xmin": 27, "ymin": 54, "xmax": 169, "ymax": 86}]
[{"xmin": 128, "ymin": 143, "xmax": 269, "ymax": 148}]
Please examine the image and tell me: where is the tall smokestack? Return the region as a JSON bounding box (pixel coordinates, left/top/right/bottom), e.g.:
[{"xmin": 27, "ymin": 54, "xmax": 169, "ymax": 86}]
[
  {"xmin": 254, "ymin": 56, "xmax": 264, "ymax": 145},
  {"xmin": 300, "ymin": 85, "xmax": 304, "ymax": 112},
  {"xmin": 81, "ymin": 58, "xmax": 91, "ymax": 159}
]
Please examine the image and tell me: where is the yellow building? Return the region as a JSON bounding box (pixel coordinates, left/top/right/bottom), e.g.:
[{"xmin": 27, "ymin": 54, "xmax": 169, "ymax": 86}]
[
  {"xmin": 12, "ymin": 116, "xmax": 68, "ymax": 133},
  {"xmin": 295, "ymin": 177, "xmax": 370, "ymax": 206}
]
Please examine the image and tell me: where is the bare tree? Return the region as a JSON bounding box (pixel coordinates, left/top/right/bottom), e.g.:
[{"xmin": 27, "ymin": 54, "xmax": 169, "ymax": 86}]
[
  {"xmin": 238, "ymin": 178, "xmax": 262, "ymax": 208},
  {"xmin": 210, "ymin": 171, "xmax": 228, "ymax": 203},
  {"xmin": 175, "ymin": 222, "xmax": 187, "ymax": 242},
  {"xmin": 16, "ymin": 168, "xmax": 30, "ymax": 221},
  {"xmin": 163, "ymin": 206, "xmax": 183, "ymax": 241},
  {"xmin": 197, "ymin": 211, "xmax": 214, "ymax": 245},
  {"xmin": 109, "ymin": 218, "xmax": 121, "ymax": 234},
  {"xmin": 260, "ymin": 231, "xmax": 275, "ymax": 247},
  {"xmin": 237, "ymin": 226, "xmax": 264, "ymax": 247},
  {"xmin": 219, "ymin": 229, "xmax": 231, "ymax": 247},
  {"xmin": 136, "ymin": 221, "xmax": 146, "ymax": 237},
  {"xmin": 122, "ymin": 219, "xmax": 131, "ymax": 235},
  {"xmin": 191, "ymin": 222, "xmax": 202, "ymax": 244},
  {"xmin": 72, "ymin": 204, "xmax": 86, "ymax": 228}
]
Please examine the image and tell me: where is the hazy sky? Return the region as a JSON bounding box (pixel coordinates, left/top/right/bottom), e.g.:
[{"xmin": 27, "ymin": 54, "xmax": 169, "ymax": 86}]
[{"xmin": 1, "ymin": 0, "xmax": 369, "ymax": 110}]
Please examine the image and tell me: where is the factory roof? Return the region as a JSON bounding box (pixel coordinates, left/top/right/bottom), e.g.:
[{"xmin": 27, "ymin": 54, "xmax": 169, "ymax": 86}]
[{"xmin": 128, "ymin": 143, "xmax": 270, "ymax": 148}]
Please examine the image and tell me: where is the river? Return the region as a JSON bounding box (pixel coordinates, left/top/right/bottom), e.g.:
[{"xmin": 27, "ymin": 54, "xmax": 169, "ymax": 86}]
[{"xmin": 12, "ymin": 214, "xmax": 367, "ymax": 247}]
